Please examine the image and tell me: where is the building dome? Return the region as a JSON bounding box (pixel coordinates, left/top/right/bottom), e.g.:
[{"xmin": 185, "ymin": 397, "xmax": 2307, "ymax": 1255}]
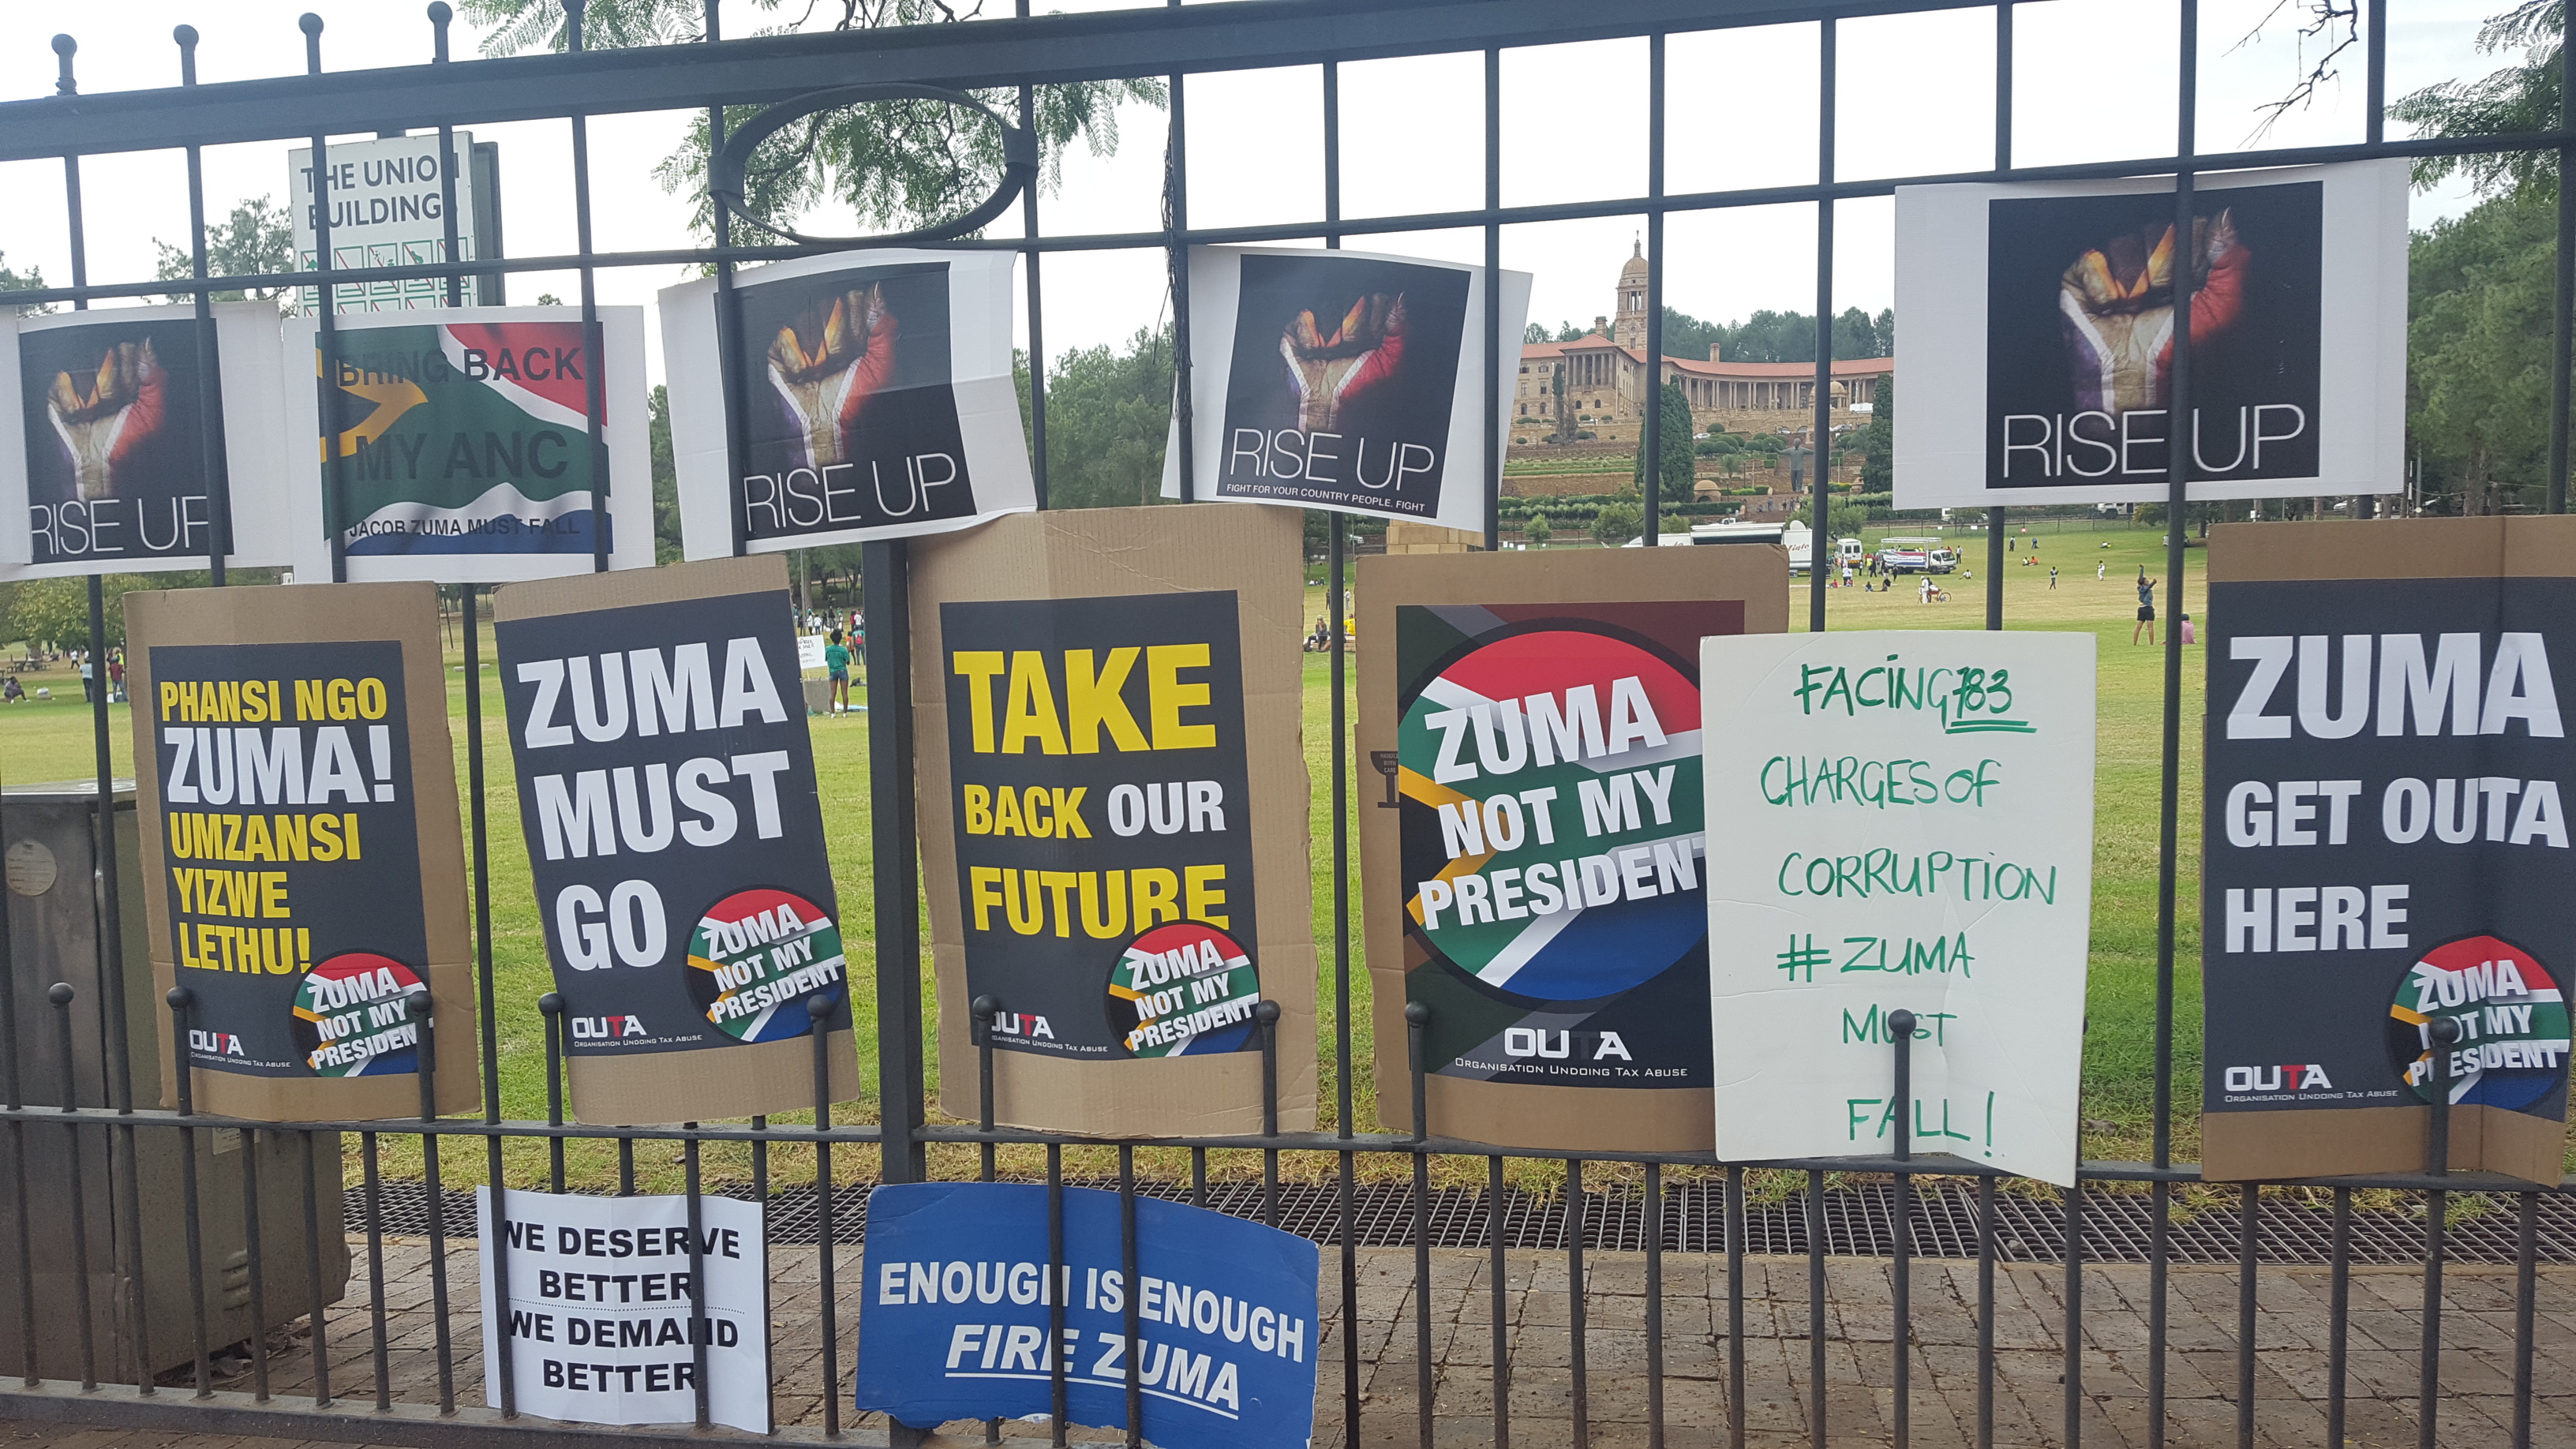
[{"xmin": 1612, "ymin": 238, "xmax": 1650, "ymax": 350}]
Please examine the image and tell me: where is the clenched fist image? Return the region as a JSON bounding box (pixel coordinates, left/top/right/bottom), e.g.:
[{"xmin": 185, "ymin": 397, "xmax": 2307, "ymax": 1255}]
[
  {"xmin": 46, "ymin": 336, "xmax": 167, "ymax": 501},
  {"xmin": 1279, "ymin": 293, "xmax": 1407, "ymax": 432},
  {"xmin": 2057, "ymin": 209, "xmax": 2246, "ymax": 414},
  {"xmin": 766, "ymin": 284, "xmax": 898, "ymax": 468}
]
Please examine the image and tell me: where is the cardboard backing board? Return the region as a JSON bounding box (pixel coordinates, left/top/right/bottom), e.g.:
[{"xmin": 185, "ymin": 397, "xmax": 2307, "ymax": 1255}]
[
  {"xmin": 911, "ymin": 506, "xmax": 1316, "ymax": 1137},
  {"xmin": 124, "ymin": 582, "xmax": 477, "ymax": 1120},
  {"xmin": 1358, "ymin": 546, "xmax": 1788, "ymax": 1151},
  {"xmin": 2200, "ymin": 516, "xmax": 2576, "ymax": 1185},
  {"xmin": 491, "ymin": 554, "xmax": 863, "ymax": 1126}
]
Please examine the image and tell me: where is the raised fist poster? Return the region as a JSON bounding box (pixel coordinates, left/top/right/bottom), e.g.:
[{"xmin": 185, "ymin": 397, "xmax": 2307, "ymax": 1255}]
[
  {"xmin": 492, "ymin": 556, "xmax": 859, "ymax": 1125},
  {"xmin": 912, "ymin": 507, "xmax": 1315, "ymax": 1137},
  {"xmin": 660, "ymin": 249, "xmax": 1034, "ymax": 558},
  {"xmin": 124, "ymin": 581, "xmax": 476, "ymax": 1121},
  {"xmin": 1359, "ymin": 547, "xmax": 1784, "ymax": 1152},
  {"xmin": 282, "ymin": 307, "xmax": 652, "ymax": 583},
  {"xmin": 1702, "ymin": 631, "xmax": 2099, "ymax": 1188},
  {"xmin": 0, "ymin": 303, "xmax": 290, "ymax": 578},
  {"xmin": 2202, "ymin": 518, "xmax": 2576, "ymax": 1185},
  {"xmin": 1165, "ymin": 246, "xmax": 1530, "ymax": 535},
  {"xmin": 1893, "ymin": 160, "xmax": 2406, "ymax": 507}
]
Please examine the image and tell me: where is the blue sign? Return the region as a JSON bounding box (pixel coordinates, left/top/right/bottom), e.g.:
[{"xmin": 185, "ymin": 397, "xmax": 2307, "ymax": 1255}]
[{"xmin": 856, "ymin": 1182, "xmax": 1319, "ymax": 1447}]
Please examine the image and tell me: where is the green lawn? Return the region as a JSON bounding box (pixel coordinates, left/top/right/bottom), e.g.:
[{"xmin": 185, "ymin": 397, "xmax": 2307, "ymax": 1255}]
[{"xmin": 0, "ymin": 518, "xmax": 2247, "ymax": 1193}]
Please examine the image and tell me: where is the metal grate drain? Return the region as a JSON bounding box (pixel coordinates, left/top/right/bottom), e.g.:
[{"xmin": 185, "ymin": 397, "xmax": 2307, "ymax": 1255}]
[{"xmin": 356, "ymin": 1178, "xmax": 2570, "ymax": 1266}]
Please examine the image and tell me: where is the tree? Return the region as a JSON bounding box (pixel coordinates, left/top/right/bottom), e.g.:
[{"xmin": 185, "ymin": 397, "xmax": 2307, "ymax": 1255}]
[
  {"xmin": 464, "ymin": 1, "xmax": 1162, "ymax": 239},
  {"xmin": 3, "ymin": 575, "xmax": 164, "ymax": 651},
  {"xmin": 2409, "ymin": 189, "xmax": 2556, "ymax": 514},
  {"xmin": 1859, "ymin": 373, "xmax": 1895, "ymax": 492},
  {"xmin": 1020, "ymin": 325, "xmax": 1178, "ymax": 510},
  {"xmin": 153, "ymin": 197, "xmax": 294, "ymax": 305},
  {"xmin": 2390, "ymin": 2, "xmax": 2563, "ymax": 197},
  {"xmin": 1524, "ymin": 511, "xmax": 1552, "ymax": 546},
  {"xmin": 1590, "ymin": 499, "xmax": 1642, "ymax": 547},
  {"xmin": 1660, "ymin": 305, "xmax": 1896, "ymax": 364},
  {"xmin": 1523, "ymin": 322, "xmax": 1554, "ymax": 344},
  {"xmin": 1633, "ymin": 380, "xmax": 1694, "ymax": 498},
  {"xmin": 0, "ymin": 253, "xmax": 51, "ymax": 316},
  {"xmin": 647, "ymin": 384, "xmax": 683, "ymax": 564}
]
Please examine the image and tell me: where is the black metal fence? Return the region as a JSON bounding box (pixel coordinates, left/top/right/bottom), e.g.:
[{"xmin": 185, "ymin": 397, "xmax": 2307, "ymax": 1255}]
[{"xmin": 0, "ymin": 1, "xmax": 2571, "ymax": 1446}]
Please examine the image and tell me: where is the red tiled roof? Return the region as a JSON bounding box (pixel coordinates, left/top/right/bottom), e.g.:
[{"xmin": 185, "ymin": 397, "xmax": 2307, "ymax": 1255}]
[
  {"xmin": 1666, "ymin": 355, "xmax": 1893, "ymax": 379},
  {"xmin": 1519, "ymin": 340, "xmax": 1891, "ymax": 378}
]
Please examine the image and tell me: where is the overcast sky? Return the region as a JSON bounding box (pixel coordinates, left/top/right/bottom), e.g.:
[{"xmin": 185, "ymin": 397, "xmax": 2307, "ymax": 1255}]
[{"xmin": 0, "ymin": 0, "xmax": 2509, "ymax": 384}]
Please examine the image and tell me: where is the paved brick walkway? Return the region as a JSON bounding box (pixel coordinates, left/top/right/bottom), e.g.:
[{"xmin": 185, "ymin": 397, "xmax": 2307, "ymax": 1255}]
[{"xmin": 6, "ymin": 1240, "xmax": 2572, "ymax": 1446}]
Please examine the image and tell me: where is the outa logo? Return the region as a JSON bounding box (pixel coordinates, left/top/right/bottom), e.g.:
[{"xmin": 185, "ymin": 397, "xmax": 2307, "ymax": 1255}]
[
  {"xmin": 990, "ymin": 1013, "xmax": 1054, "ymax": 1040},
  {"xmin": 2222, "ymin": 1064, "xmax": 2332, "ymax": 1092},
  {"xmin": 1503, "ymin": 1028, "xmax": 1631, "ymax": 1061},
  {"xmin": 188, "ymin": 1028, "xmax": 245, "ymax": 1058},
  {"xmin": 568, "ymin": 1014, "xmax": 649, "ymax": 1039}
]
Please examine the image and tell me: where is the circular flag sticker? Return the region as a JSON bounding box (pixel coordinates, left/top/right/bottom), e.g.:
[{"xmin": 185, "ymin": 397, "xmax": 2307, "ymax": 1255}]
[
  {"xmin": 1396, "ymin": 625, "xmax": 1705, "ymax": 1003},
  {"xmin": 1110, "ymin": 921, "xmax": 1261, "ymax": 1058},
  {"xmin": 291, "ymin": 953, "xmax": 425, "ymax": 1077},
  {"xmin": 2386, "ymin": 934, "xmax": 2572, "ymax": 1111},
  {"xmin": 685, "ymin": 888, "xmax": 847, "ymax": 1043}
]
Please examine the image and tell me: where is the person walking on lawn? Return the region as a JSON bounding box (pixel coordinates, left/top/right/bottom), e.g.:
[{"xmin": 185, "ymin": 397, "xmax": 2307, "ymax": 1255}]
[{"xmin": 825, "ymin": 629, "xmax": 853, "ymax": 715}]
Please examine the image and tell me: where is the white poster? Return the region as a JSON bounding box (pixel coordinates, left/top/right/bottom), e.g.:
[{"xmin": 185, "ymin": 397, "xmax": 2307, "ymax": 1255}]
[
  {"xmin": 0, "ymin": 303, "xmax": 290, "ymax": 578},
  {"xmin": 289, "ymin": 133, "xmax": 482, "ymax": 315},
  {"xmin": 1162, "ymin": 245, "xmax": 1530, "ymax": 535},
  {"xmin": 1893, "ymin": 159, "xmax": 2407, "ymax": 508},
  {"xmin": 477, "ymin": 1186, "xmax": 769, "ymax": 1434},
  {"xmin": 660, "ymin": 249, "xmax": 1034, "ymax": 559},
  {"xmin": 1701, "ymin": 631, "xmax": 2096, "ymax": 1185},
  {"xmin": 279, "ymin": 306, "xmax": 653, "ymax": 584}
]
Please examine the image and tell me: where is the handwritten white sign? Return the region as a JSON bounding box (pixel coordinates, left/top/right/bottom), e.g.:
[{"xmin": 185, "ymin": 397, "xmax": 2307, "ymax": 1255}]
[
  {"xmin": 1701, "ymin": 631, "xmax": 2096, "ymax": 1185},
  {"xmin": 477, "ymin": 1186, "xmax": 769, "ymax": 1433}
]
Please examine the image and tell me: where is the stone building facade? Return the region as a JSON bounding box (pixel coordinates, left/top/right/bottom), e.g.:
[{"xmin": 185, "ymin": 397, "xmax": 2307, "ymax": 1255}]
[{"xmin": 1515, "ymin": 243, "xmax": 1893, "ymax": 444}]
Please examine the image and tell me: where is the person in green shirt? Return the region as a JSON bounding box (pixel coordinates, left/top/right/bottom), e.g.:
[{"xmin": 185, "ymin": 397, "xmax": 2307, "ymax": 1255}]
[{"xmin": 824, "ymin": 629, "xmax": 853, "ymax": 715}]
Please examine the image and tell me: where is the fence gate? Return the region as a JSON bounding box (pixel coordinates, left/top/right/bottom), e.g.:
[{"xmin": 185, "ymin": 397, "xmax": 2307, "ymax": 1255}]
[{"xmin": 1, "ymin": 1, "xmax": 2570, "ymax": 1447}]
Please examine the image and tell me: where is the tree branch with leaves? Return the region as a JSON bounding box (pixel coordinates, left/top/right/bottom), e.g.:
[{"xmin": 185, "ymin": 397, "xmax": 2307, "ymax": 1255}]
[{"xmin": 462, "ymin": 0, "xmax": 1163, "ymax": 239}]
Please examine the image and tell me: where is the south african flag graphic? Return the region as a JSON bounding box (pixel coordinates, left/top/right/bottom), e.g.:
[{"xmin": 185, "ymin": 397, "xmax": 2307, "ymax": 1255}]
[
  {"xmin": 321, "ymin": 320, "xmax": 611, "ymax": 558},
  {"xmin": 1395, "ymin": 603, "xmax": 1722, "ymax": 1088}
]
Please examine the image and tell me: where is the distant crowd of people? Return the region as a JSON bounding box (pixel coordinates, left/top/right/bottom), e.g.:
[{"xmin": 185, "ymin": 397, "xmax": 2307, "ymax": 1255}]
[{"xmin": 1, "ymin": 646, "xmax": 120, "ymax": 706}]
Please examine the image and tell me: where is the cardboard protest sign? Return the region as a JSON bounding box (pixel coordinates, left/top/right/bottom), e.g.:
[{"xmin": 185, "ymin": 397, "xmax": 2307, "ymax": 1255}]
[
  {"xmin": 492, "ymin": 556, "xmax": 859, "ymax": 1125},
  {"xmin": 1163, "ymin": 246, "xmax": 1530, "ymax": 535},
  {"xmin": 912, "ymin": 506, "xmax": 1314, "ymax": 1136},
  {"xmin": 0, "ymin": 303, "xmax": 290, "ymax": 577},
  {"xmin": 1358, "ymin": 547, "xmax": 1784, "ymax": 1151},
  {"xmin": 660, "ymin": 249, "xmax": 1034, "ymax": 558},
  {"xmin": 477, "ymin": 1186, "xmax": 767, "ymax": 1434},
  {"xmin": 281, "ymin": 307, "xmax": 653, "ymax": 582},
  {"xmin": 1893, "ymin": 160, "xmax": 2407, "ymax": 508},
  {"xmin": 2202, "ymin": 518, "xmax": 2576, "ymax": 1184},
  {"xmin": 124, "ymin": 582, "xmax": 476, "ymax": 1120},
  {"xmin": 1702, "ymin": 631, "xmax": 2097, "ymax": 1185},
  {"xmin": 857, "ymin": 1182, "xmax": 1318, "ymax": 1448}
]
